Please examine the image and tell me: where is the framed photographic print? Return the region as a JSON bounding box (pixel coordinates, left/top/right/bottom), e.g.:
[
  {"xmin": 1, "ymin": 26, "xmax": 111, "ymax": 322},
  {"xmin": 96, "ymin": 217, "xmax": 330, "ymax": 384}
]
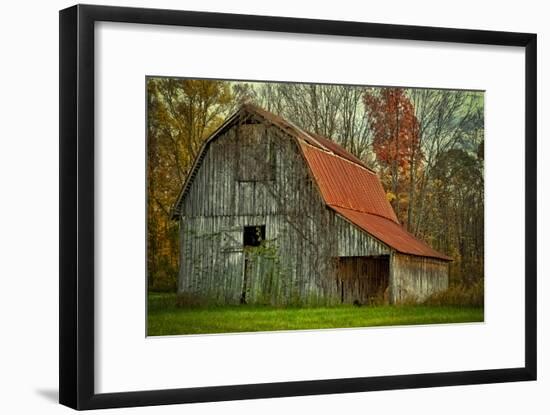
[{"xmin": 59, "ymin": 4, "xmax": 537, "ymax": 410}]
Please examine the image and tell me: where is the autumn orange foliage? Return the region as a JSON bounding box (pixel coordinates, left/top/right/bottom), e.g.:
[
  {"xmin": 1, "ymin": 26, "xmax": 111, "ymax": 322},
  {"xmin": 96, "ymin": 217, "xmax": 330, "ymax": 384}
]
[
  {"xmin": 363, "ymin": 88, "xmax": 423, "ymax": 221},
  {"xmin": 363, "ymin": 88, "xmax": 421, "ymax": 170}
]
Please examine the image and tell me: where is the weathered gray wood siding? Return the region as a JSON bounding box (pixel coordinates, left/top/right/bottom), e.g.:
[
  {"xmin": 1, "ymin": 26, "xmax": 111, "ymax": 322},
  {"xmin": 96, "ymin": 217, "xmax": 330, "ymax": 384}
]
[
  {"xmin": 179, "ymin": 122, "xmax": 344, "ymax": 305},
  {"xmin": 389, "ymin": 253, "xmax": 449, "ymax": 303},
  {"xmin": 334, "ymin": 215, "xmax": 389, "ymax": 257}
]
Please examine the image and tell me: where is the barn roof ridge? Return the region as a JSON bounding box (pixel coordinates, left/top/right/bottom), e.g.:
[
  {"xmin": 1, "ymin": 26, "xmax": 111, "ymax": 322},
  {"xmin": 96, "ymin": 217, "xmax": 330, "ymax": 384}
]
[
  {"xmin": 241, "ymin": 103, "xmax": 375, "ymax": 172},
  {"xmin": 297, "ymin": 139, "xmax": 377, "ymax": 176}
]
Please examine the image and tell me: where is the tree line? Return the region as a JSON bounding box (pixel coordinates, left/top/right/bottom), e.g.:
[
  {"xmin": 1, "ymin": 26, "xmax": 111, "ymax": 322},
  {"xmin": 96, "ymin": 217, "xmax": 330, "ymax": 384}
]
[{"xmin": 147, "ymin": 78, "xmax": 484, "ymax": 291}]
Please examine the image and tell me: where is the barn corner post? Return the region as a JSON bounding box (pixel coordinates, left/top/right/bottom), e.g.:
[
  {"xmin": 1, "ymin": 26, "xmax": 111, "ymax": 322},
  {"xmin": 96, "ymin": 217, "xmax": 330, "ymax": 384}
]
[
  {"xmin": 388, "ymin": 251, "xmax": 396, "ymax": 304},
  {"xmin": 176, "ymin": 215, "xmax": 186, "ymax": 295}
]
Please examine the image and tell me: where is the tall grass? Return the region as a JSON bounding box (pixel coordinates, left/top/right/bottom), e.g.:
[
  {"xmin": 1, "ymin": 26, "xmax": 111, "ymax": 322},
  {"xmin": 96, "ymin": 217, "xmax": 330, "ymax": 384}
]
[{"xmin": 423, "ymin": 280, "xmax": 484, "ymax": 307}]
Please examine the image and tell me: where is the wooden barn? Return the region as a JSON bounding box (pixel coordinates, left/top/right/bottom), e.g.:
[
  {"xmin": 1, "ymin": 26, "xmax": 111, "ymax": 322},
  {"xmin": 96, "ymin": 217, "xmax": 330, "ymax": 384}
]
[{"xmin": 171, "ymin": 104, "xmax": 451, "ymax": 306}]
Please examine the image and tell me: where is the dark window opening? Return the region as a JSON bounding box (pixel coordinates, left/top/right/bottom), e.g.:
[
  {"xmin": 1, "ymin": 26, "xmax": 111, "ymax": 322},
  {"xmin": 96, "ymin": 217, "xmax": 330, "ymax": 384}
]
[{"xmin": 243, "ymin": 225, "xmax": 266, "ymax": 247}]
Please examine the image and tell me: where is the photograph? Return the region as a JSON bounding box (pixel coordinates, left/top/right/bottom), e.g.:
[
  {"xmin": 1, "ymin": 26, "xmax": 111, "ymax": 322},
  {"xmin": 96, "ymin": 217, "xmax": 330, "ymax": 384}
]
[
  {"xmin": 0, "ymin": 0, "xmax": 542, "ymax": 412},
  {"xmin": 146, "ymin": 78, "xmax": 485, "ymax": 336}
]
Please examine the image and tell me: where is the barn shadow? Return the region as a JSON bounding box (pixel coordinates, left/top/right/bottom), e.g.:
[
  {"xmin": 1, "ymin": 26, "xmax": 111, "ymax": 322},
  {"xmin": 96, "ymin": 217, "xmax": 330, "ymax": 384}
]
[{"xmin": 35, "ymin": 388, "xmax": 58, "ymax": 403}]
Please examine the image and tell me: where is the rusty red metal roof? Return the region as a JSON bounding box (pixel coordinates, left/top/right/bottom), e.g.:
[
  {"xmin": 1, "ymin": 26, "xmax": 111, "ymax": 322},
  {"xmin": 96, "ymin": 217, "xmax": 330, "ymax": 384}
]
[
  {"xmin": 297, "ymin": 139, "xmax": 450, "ymax": 260},
  {"xmin": 300, "ymin": 142, "xmax": 398, "ymax": 222},
  {"xmin": 331, "ymin": 206, "xmax": 452, "ymax": 261}
]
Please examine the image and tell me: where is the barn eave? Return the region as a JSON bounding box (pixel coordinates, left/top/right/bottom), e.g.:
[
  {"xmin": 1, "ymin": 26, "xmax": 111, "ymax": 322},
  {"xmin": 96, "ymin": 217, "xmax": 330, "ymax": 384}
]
[{"xmin": 330, "ymin": 206, "xmax": 452, "ymax": 262}]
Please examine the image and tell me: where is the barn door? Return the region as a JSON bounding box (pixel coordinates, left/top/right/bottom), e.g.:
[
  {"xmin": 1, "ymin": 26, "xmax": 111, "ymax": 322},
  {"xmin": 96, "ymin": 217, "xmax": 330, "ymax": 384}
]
[
  {"xmin": 241, "ymin": 225, "xmax": 266, "ymax": 304},
  {"xmin": 220, "ymin": 229, "xmax": 245, "ymax": 303},
  {"xmin": 336, "ymin": 256, "xmax": 390, "ymax": 305}
]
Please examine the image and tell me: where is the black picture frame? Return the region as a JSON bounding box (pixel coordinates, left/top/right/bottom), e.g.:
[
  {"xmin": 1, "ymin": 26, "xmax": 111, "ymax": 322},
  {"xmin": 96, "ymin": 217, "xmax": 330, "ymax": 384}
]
[{"xmin": 59, "ymin": 4, "xmax": 537, "ymax": 410}]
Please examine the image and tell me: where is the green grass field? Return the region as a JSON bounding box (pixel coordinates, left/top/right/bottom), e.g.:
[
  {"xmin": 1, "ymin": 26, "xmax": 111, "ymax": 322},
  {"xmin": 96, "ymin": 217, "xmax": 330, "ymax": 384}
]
[{"xmin": 147, "ymin": 292, "xmax": 484, "ymax": 336}]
